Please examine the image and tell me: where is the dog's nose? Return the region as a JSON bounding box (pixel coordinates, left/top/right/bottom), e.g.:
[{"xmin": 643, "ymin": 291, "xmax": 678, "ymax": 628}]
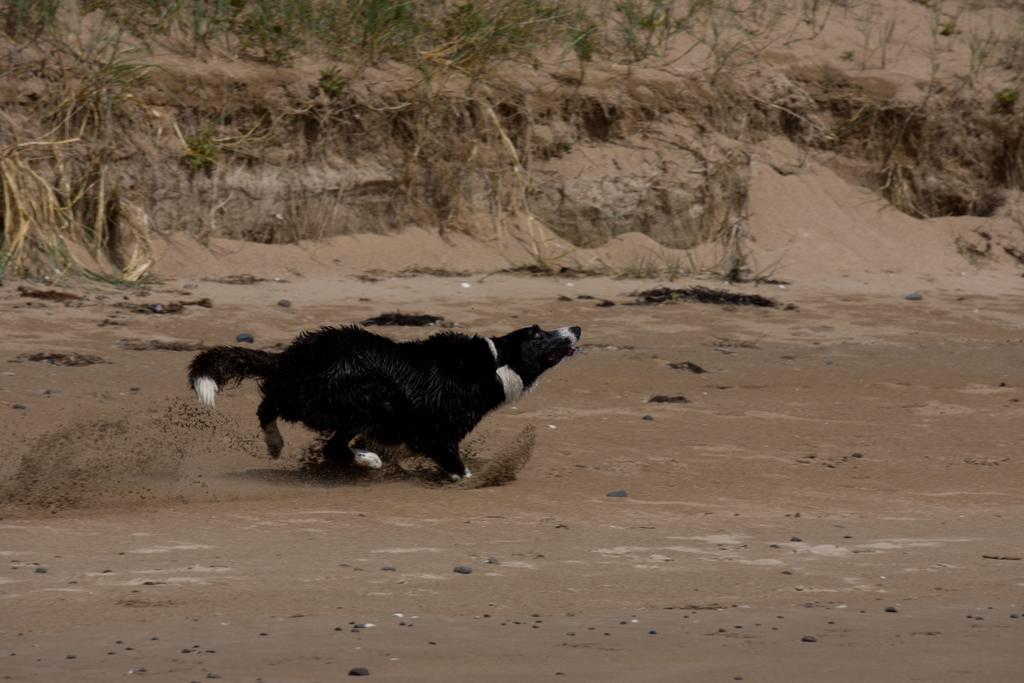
[{"xmin": 570, "ymin": 326, "xmax": 582, "ymax": 340}]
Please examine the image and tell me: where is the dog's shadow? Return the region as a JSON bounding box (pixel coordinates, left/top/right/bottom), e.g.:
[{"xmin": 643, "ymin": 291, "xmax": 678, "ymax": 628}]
[
  {"xmin": 222, "ymin": 426, "xmax": 536, "ymax": 490},
  {"xmin": 224, "ymin": 453, "xmax": 446, "ymax": 488},
  {"xmin": 222, "ymin": 466, "xmax": 368, "ymax": 487}
]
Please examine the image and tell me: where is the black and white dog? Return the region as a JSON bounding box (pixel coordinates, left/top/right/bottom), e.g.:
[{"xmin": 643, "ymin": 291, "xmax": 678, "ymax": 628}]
[{"xmin": 187, "ymin": 324, "xmax": 581, "ymax": 480}]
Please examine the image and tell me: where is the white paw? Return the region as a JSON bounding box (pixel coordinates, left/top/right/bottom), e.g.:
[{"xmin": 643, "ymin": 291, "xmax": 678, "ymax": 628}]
[
  {"xmin": 353, "ymin": 449, "xmax": 382, "ymax": 470},
  {"xmin": 448, "ymin": 468, "xmax": 472, "ymax": 482}
]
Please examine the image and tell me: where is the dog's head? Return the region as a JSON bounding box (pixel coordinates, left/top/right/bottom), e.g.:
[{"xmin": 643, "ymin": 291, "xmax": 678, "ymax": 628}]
[{"xmin": 490, "ymin": 325, "xmax": 581, "ymax": 391}]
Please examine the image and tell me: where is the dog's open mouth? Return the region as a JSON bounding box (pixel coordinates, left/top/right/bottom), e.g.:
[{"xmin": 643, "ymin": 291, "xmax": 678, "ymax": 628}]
[{"xmin": 547, "ymin": 344, "xmax": 578, "ymax": 364}]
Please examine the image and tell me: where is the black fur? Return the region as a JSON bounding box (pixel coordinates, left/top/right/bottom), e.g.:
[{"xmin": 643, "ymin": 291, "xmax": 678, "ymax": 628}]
[
  {"xmin": 188, "ymin": 347, "xmax": 276, "ymax": 389},
  {"xmin": 187, "ymin": 324, "xmax": 580, "ymax": 480}
]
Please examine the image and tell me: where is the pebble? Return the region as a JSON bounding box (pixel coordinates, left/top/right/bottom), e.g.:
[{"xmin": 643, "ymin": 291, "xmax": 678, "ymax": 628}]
[
  {"xmin": 453, "ymin": 565, "xmax": 473, "ymax": 575},
  {"xmin": 152, "ymin": 303, "xmax": 166, "ymax": 314},
  {"xmin": 348, "ymin": 667, "xmax": 370, "ymax": 676},
  {"xmin": 851, "ymin": 452, "xmax": 864, "ymax": 458},
  {"xmin": 236, "ymin": 333, "xmax": 255, "ymax": 343},
  {"xmin": 642, "ymin": 415, "xmax": 654, "ymax": 421},
  {"xmin": 13, "ymin": 403, "xmax": 27, "ymax": 410},
  {"xmin": 485, "ymin": 557, "xmax": 500, "ymax": 565},
  {"xmin": 790, "ymin": 536, "xmax": 803, "ymax": 543},
  {"xmin": 277, "ymin": 299, "xmax": 292, "ymax": 308},
  {"xmin": 34, "ymin": 567, "xmax": 47, "ymax": 573},
  {"xmin": 885, "ymin": 606, "xmax": 899, "ymax": 613},
  {"xmin": 904, "ymin": 292, "xmax": 923, "ymax": 301},
  {"xmin": 207, "ymin": 674, "xmax": 221, "ymax": 680},
  {"xmin": 606, "ymin": 490, "xmax": 628, "ymax": 498},
  {"xmin": 381, "ymin": 566, "xmax": 396, "ymax": 571},
  {"xmin": 801, "ymin": 635, "xmax": 818, "ymax": 643}
]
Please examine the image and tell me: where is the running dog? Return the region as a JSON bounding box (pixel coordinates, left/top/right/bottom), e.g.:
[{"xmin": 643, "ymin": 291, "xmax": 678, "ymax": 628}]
[{"xmin": 188, "ymin": 324, "xmax": 581, "ymax": 480}]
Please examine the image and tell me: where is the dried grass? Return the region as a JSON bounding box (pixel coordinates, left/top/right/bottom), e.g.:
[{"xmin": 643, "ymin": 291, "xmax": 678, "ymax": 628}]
[
  {"xmin": 1, "ymin": 141, "xmax": 152, "ymax": 280},
  {"xmin": 756, "ymin": 67, "xmax": 1021, "ymax": 218},
  {"xmin": 1, "ymin": 145, "xmax": 79, "ymax": 277}
]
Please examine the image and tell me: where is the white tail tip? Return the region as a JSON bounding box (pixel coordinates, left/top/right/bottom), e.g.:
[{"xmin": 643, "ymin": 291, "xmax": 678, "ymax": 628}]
[{"xmin": 193, "ymin": 376, "xmax": 218, "ymax": 407}]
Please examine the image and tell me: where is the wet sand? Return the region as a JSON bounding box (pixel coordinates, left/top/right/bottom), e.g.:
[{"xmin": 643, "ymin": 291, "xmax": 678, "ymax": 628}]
[{"xmin": 2, "ymin": 272, "xmax": 1023, "ymax": 681}]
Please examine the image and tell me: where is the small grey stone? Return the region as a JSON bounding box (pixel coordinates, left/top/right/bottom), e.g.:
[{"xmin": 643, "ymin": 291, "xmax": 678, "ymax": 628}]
[
  {"xmin": 12, "ymin": 404, "xmax": 26, "ymax": 410},
  {"xmin": 277, "ymin": 299, "xmax": 292, "ymax": 308},
  {"xmin": 851, "ymin": 452, "xmax": 864, "ymax": 458},
  {"xmin": 236, "ymin": 333, "xmax": 255, "ymax": 343},
  {"xmin": 349, "ymin": 668, "xmax": 370, "ymax": 677},
  {"xmin": 801, "ymin": 635, "xmax": 817, "ymax": 643},
  {"xmin": 381, "ymin": 566, "xmax": 396, "ymax": 571},
  {"xmin": 642, "ymin": 415, "xmax": 654, "ymax": 421},
  {"xmin": 34, "ymin": 567, "xmax": 47, "ymax": 573},
  {"xmin": 790, "ymin": 536, "xmax": 803, "ymax": 542},
  {"xmin": 904, "ymin": 292, "xmax": 923, "ymax": 301},
  {"xmin": 152, "ymin": 303, "xmax": 166, "ymax": 314},
  {"xmin": 206, "ymin": 674, "xmax": 221, "ymax": 680},
  {"xmin": 485, "ymin": 557, "xmax": 500, "ymax": 565},
  {"xmin": 885, "ymin": 606, "xmax": 899, "ymax": 613},
  {"xmin": 453, "ymin": 565, "xmax": 473, "ymax": 575},
  {"xmin": 606, "ymin": 489, "xmax": 628, "ymax": 498}
]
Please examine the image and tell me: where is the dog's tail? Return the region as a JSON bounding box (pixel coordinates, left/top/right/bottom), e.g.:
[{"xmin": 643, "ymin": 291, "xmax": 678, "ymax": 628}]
[{"xmin": 187, "ymin": 347, "xmax": 278, "ymax": 408}]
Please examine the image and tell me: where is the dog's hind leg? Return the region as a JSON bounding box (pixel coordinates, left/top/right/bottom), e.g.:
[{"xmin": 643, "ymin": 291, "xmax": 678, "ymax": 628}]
[
  {"xmin": 352, "ymin": 448, "xmax": 383, "ymax": 470},
  {"xmin": 322, "ymin": 429, "xmax": 383, "ymax": 470},
  {"xmin": 257, "ymin": 399, "xmax": 284, "ymax": 458},
  {"xmin": 321, "ymin": 429, "xmax": 358, "ymax": 468}
]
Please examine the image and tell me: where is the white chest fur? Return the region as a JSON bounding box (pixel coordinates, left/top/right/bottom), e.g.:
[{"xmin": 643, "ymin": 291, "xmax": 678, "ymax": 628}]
[
  {"xmin": 486, "ymin": 337, "xmax": 526, "ymax": 404},
  {"xmin": 496, "ymin": 365, "xmax": 525, "ymax": 403}
]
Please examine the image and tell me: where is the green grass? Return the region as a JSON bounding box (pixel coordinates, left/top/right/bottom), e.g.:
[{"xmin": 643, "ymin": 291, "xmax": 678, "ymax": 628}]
[
  {"xmin": 317, "ymin": 66, "xmax": 347, "ymax": 98},
  {"xmin": 183, "ymin": 126, "xmax": 221, "ymax": 171},
  {"xmin": 75, "ymin": 0, "xmax": 579, "ymax": 69},
  {"xmin": 2, "ymin": 0, "xmax": 60, "ymax": 39},
  {"xmin": 994, "ymin": 88, "xmax": 1018, "ymax": 113}
]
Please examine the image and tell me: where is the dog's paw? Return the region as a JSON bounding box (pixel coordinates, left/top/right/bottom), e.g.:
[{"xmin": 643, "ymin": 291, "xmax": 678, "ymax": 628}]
[
  {"xmin": 263, "ymin": 423, "xmax": 284, "ymax": 458},
  {"xmin": 448, "ymin": 467, "xmax": 472, "ymax": 482},
  {"xmin": 353, "ymin": 449, "xmax": 383, "ymax": 470}
]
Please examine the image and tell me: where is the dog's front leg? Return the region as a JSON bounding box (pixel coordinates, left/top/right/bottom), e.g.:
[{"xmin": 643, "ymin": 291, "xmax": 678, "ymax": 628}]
[{"xmin": 429, "ymin": 442, "xmax": 471, "ymax": 482}]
